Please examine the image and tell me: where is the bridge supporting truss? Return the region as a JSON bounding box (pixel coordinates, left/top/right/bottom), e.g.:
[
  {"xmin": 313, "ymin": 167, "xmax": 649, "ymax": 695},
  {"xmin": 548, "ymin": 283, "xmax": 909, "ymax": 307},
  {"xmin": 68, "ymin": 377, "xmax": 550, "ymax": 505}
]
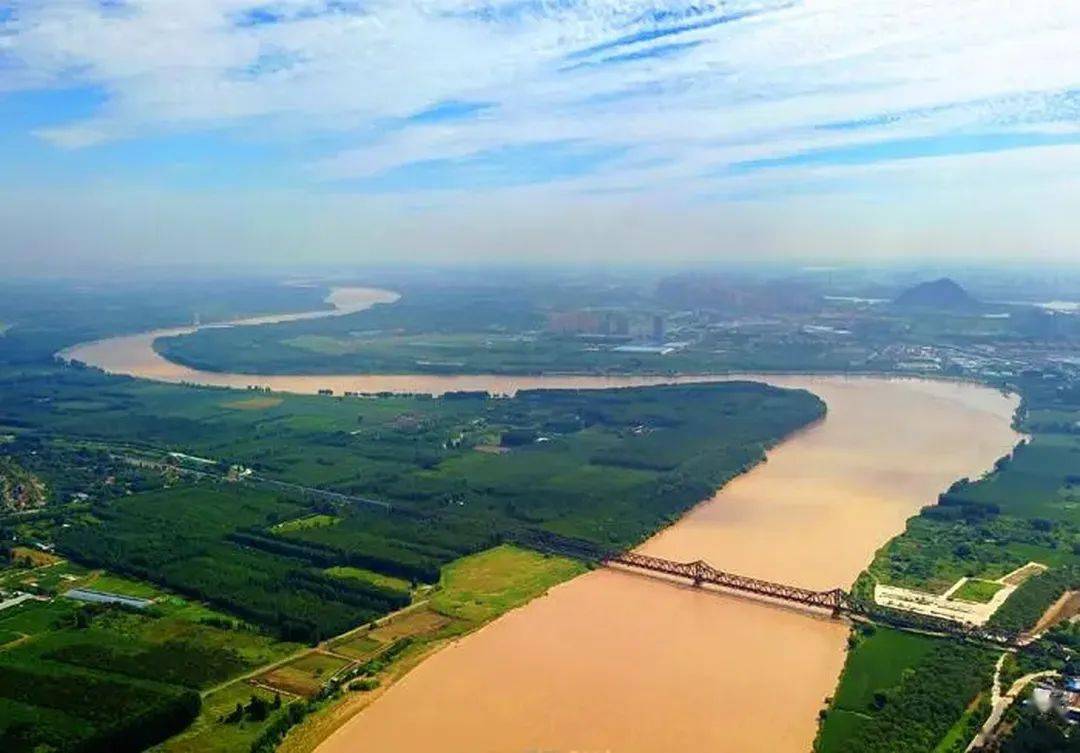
[{"xmin": 606, "ymin": 551, "xmax": 854, "ymax": 613}]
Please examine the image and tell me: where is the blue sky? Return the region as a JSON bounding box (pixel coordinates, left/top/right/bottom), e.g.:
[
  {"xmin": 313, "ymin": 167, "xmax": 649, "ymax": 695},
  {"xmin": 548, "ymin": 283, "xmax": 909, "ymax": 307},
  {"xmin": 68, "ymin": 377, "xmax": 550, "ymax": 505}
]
[{"xmin": 0, "ymin": 1, "xmax": 1078, "ymax": 269}]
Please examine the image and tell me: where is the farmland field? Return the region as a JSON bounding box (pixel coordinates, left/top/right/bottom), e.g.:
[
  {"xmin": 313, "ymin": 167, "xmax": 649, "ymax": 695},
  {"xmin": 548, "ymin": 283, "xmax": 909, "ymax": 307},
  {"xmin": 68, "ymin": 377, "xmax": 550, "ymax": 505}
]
[
  {"xmin": 0, "ymin": 601, "xmax": 223, "ymax": 751},
  {"xmin": 0, "ymin": 554, "xmax": 301, "ymax": 753},
  {"xmin": 259, "ymin": 653, "xmax": 351, "ymax": 698}
]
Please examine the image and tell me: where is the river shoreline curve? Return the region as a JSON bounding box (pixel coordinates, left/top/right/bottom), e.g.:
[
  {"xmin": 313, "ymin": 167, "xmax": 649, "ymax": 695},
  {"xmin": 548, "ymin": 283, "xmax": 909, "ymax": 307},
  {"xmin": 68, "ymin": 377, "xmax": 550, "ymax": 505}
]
[{"xmin": 58, "ymin": 286, "xmax": 1023, "ymax": 753}]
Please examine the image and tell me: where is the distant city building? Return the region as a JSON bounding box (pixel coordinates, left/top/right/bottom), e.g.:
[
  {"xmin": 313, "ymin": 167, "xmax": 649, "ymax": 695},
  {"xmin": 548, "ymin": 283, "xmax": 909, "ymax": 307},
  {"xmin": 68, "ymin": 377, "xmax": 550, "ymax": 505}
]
[
  {"xmin": 547, "ymin": 310, "xmax": 601, "ymax": 334},
  {"xmin": 549, "ymin": 309, "xmax": 657, "ymax": 340}
]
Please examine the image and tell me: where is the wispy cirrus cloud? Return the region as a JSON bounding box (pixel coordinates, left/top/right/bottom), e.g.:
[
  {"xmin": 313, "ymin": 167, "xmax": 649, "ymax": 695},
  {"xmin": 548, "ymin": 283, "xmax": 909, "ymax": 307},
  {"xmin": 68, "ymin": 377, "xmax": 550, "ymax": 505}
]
[{"xmin": 0, "ymin": 1, "xmax": 1077, "ymax": 215}]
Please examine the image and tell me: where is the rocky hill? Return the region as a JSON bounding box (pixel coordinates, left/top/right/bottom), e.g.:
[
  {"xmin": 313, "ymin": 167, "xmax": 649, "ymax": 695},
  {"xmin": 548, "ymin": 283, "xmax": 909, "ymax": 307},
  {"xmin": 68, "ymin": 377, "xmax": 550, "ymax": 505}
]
[{"xmin": 894, "ymin": 278, "xmax": 977, "ymax": 309}]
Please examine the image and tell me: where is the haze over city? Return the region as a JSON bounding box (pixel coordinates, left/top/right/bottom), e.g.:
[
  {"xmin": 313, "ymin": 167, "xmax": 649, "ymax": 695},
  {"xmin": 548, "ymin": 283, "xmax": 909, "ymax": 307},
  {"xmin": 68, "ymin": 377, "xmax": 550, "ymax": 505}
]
[{"xmin": 2, "ymin": 0, "xmax": 1079, "ymax": 271}]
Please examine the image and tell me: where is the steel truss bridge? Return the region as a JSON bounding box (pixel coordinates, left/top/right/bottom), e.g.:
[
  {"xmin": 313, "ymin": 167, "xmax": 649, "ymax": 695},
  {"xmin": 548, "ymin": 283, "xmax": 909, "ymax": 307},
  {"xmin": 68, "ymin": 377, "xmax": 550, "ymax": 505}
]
[
  {"xmin": 604, "ymin": 550, "xmax": 1021, "ymax": 648},
  {"xmin": 509, "ymin": 533, "xmax": 1018, "ymax": 646},
  {"xmin": 606, "ymin": 551, "xmax": 854, "ymax": 614}
]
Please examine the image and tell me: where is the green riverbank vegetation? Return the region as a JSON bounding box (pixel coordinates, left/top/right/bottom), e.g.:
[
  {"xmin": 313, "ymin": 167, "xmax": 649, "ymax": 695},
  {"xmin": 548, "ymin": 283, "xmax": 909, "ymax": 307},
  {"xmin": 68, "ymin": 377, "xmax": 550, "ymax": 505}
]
[
  {"xmin": 823, "ymin": 370, "xmax": 1080, "ymax": 752},
  {"xmin": 1, "ymin": 362, "xmax": 822, "ymax": 751}
]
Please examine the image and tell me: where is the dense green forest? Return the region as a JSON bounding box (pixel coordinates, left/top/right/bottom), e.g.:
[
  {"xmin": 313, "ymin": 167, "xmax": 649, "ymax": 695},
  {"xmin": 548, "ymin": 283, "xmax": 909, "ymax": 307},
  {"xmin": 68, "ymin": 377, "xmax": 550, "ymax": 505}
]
[
  {"xmin": 0, "ymin": 364, "xmax": 823, "ymax": 642},
  {"xmin": 0, "ymin": 342, "xmax": 823, "ymax": 751}
]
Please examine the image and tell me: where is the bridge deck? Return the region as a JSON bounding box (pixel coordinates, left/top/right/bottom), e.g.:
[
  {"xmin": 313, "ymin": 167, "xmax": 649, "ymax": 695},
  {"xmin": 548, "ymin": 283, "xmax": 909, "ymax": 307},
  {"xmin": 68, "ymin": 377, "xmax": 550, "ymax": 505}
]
[
  {"xmin": 606, "ymin": 551, "xmax": 852, "ymax": 612},
  {"xmin": 604, "ymin": 551, "xmax": 1019, "ymax": 647}
]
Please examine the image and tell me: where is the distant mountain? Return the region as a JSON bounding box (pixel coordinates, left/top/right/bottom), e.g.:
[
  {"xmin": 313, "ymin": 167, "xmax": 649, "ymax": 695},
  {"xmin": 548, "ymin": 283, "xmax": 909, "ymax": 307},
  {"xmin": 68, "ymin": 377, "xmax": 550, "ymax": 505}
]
[{"xmin": 893, "ymin": 278, "xmax": 977, "ymax": 309}]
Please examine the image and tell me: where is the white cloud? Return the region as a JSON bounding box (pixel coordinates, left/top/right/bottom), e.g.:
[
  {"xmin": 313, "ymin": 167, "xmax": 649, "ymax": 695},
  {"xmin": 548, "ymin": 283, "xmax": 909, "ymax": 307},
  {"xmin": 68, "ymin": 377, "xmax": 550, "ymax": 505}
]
[
  {"xmin": 0, "ymin": 0, "xmax": 1078, "ymax": 268},
  {"xmin": 3, "ymin": 2, "xmax": 1074, "ymax": 146}
]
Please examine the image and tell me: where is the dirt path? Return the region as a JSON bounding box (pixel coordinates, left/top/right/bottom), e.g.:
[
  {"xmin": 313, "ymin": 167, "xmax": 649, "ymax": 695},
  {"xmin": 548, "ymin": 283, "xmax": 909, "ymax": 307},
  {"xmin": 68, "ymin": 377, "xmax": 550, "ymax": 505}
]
[
  {"xmin": 201, "ymin": 598, "xmax": 432, "ymax": 698},
  {"xmin": 1025, "ymin": 590, "xmax": 1080, "ymax": 640},
  {"xmin": 967, "ymin": 662, "xmax": 1057, "ymax": 751},
  {"xmin": 202, "ymin": 644, "xmax": 312, "ymax": 698}
]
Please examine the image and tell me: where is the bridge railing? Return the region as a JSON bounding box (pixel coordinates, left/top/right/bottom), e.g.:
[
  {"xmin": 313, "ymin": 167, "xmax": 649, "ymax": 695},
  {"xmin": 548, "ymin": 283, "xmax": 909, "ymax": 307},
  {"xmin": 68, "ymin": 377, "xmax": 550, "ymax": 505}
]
[
  {"xmin": 607, "ymin": 551, "xmax": 852, "ymax": 612},
  {"xmin": 607, "ymin": 551, "xmax": 1020, "ymax": 646},
  {"xmin": 508, "ymin": 531, "xmax": 1019, "ymax": 647}
]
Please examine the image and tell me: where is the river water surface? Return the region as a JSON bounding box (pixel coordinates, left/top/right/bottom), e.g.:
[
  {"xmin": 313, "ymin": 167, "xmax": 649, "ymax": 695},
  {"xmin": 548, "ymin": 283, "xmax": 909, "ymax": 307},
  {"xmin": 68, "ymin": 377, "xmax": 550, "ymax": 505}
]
[{"xmin": 62, "ymin": 288, "xmax": 1021, "ymax": 753}]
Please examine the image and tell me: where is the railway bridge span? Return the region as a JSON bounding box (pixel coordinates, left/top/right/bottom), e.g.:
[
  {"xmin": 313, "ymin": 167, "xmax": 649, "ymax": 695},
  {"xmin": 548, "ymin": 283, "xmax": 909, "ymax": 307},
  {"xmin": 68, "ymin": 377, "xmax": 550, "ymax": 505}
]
[
  {"xmin": 605, "ymin": 551, "xmax": 854, "ymax": 614},
  {"xmin": 603, "ymin": 551, "xmax": 1020, "ymax": 648}
]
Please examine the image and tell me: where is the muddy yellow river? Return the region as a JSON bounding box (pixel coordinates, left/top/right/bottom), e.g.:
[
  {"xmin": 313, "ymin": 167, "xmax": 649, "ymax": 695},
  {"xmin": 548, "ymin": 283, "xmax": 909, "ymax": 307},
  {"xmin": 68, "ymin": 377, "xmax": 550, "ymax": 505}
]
[{"xmin": 62, "ymin": 289, "xmax": 1021, "ymax": 753}]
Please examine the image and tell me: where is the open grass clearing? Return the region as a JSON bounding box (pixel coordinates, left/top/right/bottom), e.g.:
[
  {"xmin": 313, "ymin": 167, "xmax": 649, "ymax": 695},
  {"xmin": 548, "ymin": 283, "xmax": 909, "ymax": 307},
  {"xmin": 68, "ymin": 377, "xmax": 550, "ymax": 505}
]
[
  {"xmin": 87, "ymin": 572, "xmax": 165, "ymax": 599},
  {"xmin": 950, "ymin": 578, "xmax": 1006, "ymax": 604},
  {"xmin": 323, "ymin": 566, "xmax": 411, "ymax": 593},
  {"xmin": 271, "ymin": 514, "xmax": 342, "ymax": 534},
  {"xmin": 431, "ymin": 544, "xmax": 586, "ymax": 624}
]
